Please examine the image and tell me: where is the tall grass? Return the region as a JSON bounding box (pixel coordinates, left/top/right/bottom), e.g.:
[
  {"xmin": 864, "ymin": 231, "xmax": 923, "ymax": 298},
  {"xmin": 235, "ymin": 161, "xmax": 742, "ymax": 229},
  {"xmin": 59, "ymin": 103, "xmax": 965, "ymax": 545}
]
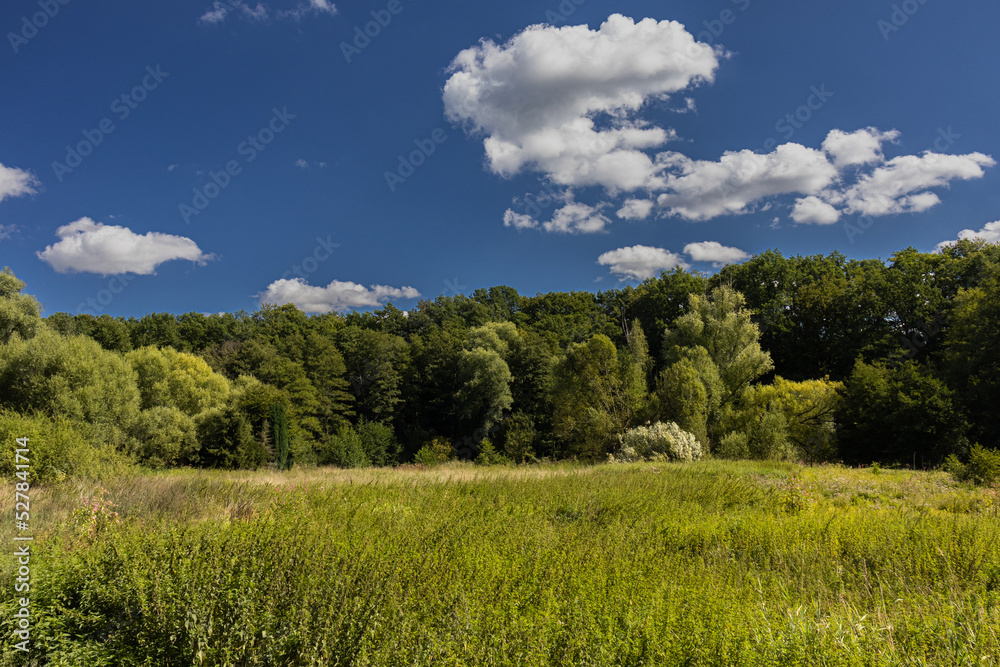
[{"xmin": 2, "ymin": 461, "xmax": 998, "ymax": 665}]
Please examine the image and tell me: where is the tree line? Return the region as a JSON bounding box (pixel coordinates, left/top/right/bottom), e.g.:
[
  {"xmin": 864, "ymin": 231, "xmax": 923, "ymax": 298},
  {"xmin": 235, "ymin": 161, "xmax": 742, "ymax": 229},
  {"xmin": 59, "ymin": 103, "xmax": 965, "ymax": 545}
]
[{"xmin": 1, "ymin": 239, "xmax": 997, "ymax": 480}]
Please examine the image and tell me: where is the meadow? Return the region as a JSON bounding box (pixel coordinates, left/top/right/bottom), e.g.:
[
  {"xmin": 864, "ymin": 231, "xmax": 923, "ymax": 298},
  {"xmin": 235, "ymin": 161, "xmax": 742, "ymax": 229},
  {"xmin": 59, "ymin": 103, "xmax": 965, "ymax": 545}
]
[{"xmin": 3, "ymin": 461, "xmax": 999, "ymax": 666}]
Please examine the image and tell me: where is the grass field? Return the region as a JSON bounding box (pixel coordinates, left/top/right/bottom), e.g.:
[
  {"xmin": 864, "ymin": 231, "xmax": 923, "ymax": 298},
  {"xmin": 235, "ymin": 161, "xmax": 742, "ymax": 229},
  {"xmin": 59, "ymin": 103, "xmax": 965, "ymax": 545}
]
[{"xmin": 3, "ymin": 461, "xmax": 999, "ymax": 666}]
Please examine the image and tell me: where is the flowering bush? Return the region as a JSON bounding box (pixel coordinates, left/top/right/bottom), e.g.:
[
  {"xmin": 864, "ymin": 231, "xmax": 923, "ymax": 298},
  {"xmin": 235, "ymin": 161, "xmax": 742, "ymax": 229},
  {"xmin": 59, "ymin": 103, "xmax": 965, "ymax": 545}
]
[
  {"xmin": 609, "ymin": 422, "xmax": 703, "ymax": 463},
  {"xmin": 72, "ymin": 488, "xmax": 121, "ymax": 536}
]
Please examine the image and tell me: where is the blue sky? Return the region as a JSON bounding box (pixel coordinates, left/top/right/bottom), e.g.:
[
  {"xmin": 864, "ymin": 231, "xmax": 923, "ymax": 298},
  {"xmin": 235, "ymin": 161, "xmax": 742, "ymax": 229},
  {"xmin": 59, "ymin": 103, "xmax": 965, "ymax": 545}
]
[{"xmin": 1, "ymin": 0, "xmax": 998, "ymax": 318}]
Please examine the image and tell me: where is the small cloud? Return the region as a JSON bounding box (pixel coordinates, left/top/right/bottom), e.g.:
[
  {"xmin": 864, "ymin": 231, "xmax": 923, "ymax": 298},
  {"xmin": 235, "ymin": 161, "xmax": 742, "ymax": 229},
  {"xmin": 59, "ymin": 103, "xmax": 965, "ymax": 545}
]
[
  {"xmin": 0, "ymin": 224, "xmax": 18, "ymax": 241},
  {"xmin": 791, "ymin": 195, "xmax": 841, "ymax": 225},
  {"xmin": 822, "ymin": 127, "xmax": 900, "ymax": 169},
  {"xmin": 167, "ymin": 164, "xmax": 180, "ymax": 172},
  {"xmin": 259, "ymin": 278, "xmax": 419, "ymax": 313},
  {"xmin": 683, "ymin": 241, "xmax": 749, "ymax": 267},
  {"xmin": 598, "ymin": 245, "xmax": 689, "ymax": 280},
  {"xmin": 36, "ymin": 217, "xmax": 214, "ymax": 275},
  {"xmin": 936, "ymin": 220, "xmax": 1000, "ymax": 252},
  {"xmin": 199, "ymin": 1, "xmax": 269, "ymax": 25},
  {"xmin": 295, "ymin": 159, "xmax": 309, "ymax": 168},
  {"xmin": 503, "ymin": 209, "xmax": 538, "ymax": 230},
  {"xmin": 617, "ymin": 198, "xmax": 654, "ymax": 220},
  {"xmin": 544, "ymin": 202, "xmax": 610, "ymax": 234},
  {"xmin": 0, "ymin": 162, "xmax": 39, "ymax": 203}
]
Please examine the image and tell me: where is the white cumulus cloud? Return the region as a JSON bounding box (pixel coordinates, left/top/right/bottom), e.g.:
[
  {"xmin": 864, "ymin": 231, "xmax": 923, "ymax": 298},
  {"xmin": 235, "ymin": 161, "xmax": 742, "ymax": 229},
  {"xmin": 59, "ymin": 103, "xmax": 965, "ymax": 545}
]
[
  {"xmin": 502, "ymin": 209, "xmax": 539, "ymax": 230},
  {"xmin": 37, "ymin": 218, "xmax": 213, "ymax": 276},
  {"xmin": 791, "ymin": 195, "xmax": 841, "ymax": 225},
  {"xmin": 617, "ymin": 198, "xmax": 654, "ymax": 220},
  {"xmin": 683, "ymin": 241, "xmax": 749, "ymax": 267},
  {"xmin": 656, "ymin": 143, "xmax": 838, "ymax": 220},
  {"xmin": 598, "ymin": 245, "xmax": 689, "ymax": 280},
  {"xmin": 543, "ymin": 202, "xmax": 611, "ymax": 234},
  {"xmin": 443, "ymin": 14, "xmax": 721, "ymax": 191},
  {"xmin": 936, "ymin": 220, "xmax": 1000, "ymax": 252},
  {"xmin": 0, "ymin": 162, "xmax": 39, "ymax": 203},
  {"xmin": 830, "ymin": 151, "xmax": 995, "ymax": 216},
  {"xmin": 259, "ymin": 278, "xmax": 420, "ymax": 313},
  {"xmin": 822, "ymin": 127, "xmax": 899, "ymax": 169}
]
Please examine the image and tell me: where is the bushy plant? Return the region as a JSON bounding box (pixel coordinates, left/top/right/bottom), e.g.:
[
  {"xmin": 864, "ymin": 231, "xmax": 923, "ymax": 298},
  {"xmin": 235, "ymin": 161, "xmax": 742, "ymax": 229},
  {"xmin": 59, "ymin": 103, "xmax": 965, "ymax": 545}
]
[
  {"xmin": 413, "ymin": 438, "xmax": 453, "ymax": 466},
  {"xmin": 324, "ymin": 425, "xmax": 370, "ymax": 468},
  {"xmin": 609, "ymin": 421, "xmax": 702, "ymax": 463},
  {"xmin": 194, "ymin": 406, "xmax": 262, "ymax": 469},
  {"xmin": 945, "ymin": 444, "xmax": 1000, "ymax": 486},
  {"xmin": 0, "ymin": 411, "xmax": 135, "ymax": 483},
  {"xmin": 474, "ymin": 438, "xmax": 508, "ymax": 466},
  {"xmin": 130, "ymin": 406, "xmax": 198, "ymax": 468},
  {"xmin": 71, "ymin": 488, "xmax": 122, "ymax": 536},
  {"xmin": 357, "ymin": 420, "xmax": 400, "ymax": 467}
]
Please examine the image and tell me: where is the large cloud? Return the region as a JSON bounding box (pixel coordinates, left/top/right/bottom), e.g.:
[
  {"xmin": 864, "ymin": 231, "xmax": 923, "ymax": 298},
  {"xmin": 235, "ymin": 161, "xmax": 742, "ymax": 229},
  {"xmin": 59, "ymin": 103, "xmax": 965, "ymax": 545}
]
[
  {"xmin": 37, "ymin": 218, "xmax": 213, "ymax": 275},
  {"xmin": 829, "ymin": 152, "xmax": 995, "ymax": 216},
  {"xmin": 444, "ymin": 14, "xmax": 721, "ymax": 191},
  {"xmin": 598, "ymin": 245, "xmax": 689, "ymax": 280},
  {"xmin": 449, "ymin": 16, "xmax": 995, "ymax": 232},
  {"xmin": 936, "ymin": 220, "xmax": 1000, "ymax": 252},
  {"xmin": 259, "ymin": 278, "xmax": 420, "ymax": 313},
  {"xmin": 0, "ymin": 162, "xmax": 39, "ymax": 203},
  {"xmin": 656, "ymin": 143, "xmax": 838, "ymax": 220}
]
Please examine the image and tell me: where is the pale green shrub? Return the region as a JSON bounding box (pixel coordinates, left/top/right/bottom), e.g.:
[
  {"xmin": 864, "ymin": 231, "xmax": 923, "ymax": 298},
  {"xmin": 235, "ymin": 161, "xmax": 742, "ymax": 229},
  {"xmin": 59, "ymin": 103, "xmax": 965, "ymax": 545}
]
[{"xmin": 609, "ymin": 421, "xmax": 703, "ymax": 463}]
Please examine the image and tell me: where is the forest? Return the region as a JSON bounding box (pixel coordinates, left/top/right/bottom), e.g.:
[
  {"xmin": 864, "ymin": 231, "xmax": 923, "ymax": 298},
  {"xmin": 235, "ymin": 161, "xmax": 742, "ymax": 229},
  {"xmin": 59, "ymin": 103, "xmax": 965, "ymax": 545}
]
[{"xmin": 1, "ymin": 239, "xmax": 998, "ymax": 481}]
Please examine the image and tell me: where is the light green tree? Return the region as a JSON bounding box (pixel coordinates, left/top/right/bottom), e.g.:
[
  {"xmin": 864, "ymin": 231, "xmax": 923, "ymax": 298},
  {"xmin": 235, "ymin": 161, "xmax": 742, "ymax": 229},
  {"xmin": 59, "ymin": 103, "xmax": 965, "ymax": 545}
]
[
  {"xmin": 660, "ymin": 287, "xmax": 775, "ymax": 451},
  {"xmin": 0, "ymin": 268, "xmax": 41, "ymax": 344},
  {"xmin": 126, "ymin": 346, "xmax": 232, "ymax": 416}
]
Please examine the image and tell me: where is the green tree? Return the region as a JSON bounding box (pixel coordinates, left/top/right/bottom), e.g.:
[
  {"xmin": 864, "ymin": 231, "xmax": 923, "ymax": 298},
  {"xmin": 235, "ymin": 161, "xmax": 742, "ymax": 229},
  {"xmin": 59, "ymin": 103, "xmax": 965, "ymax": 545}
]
[
  {"xmin": 126, "ymin": 346, "xmax": 232, "ymax": 416},
  {"xmin": 336, "ymin": 326, "xmax": 408, "ymax": 423},
  {"xmin": 272, "ymin": 402, "xmax": 290, "ymax": 470},
  {"xmin": 455, "ymin": 346, "xmax": 513, "ymax": 435},
  {"xmin": 837, "ymin": 360, "xmax": 967, "ymax": 466},
  {"xmin": 551, "ymin": 334, "xmax": 627, "ymax": 459},
  {"xmin": 195, "ymin": 405, "xmax": 262, "ymax": 469},
  {"xmin": 130, "ymin": 406, "xmax": 198, "ymax": 467},
  {"xmin": 356, "ymin": 420, "xmax": 401, "ymax": 467},
  {"xmin": 942, "ymin": 264, "xmax": 1000, "ymax": 448},
  {"xmin": 660, "ymin": 287, "xmax": 773, "ymax": 448},
  {"xmin": 0, "ymin": 329, "xmax": 141, "ymax": 436},
  {"xmin": 0, "ymin": 267, "xmax": 41, "ymax": 344}
]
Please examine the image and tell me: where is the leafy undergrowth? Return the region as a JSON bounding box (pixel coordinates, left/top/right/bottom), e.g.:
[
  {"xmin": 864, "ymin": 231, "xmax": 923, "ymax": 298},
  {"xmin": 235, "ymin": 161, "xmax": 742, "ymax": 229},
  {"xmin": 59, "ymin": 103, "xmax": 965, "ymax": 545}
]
[{"xmin": 2, "ymin": 461, "xmax": 999, "ymax": 666}]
